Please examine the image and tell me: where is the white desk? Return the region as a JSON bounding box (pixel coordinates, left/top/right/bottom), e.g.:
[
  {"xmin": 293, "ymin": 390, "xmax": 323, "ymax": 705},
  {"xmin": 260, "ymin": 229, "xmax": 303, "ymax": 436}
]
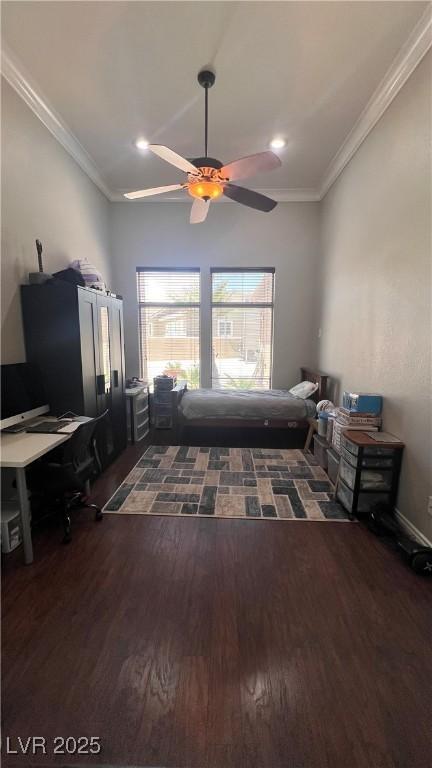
[{"xmin": 1, "ymin": 431, "xmax": 70, "ymax": 564}]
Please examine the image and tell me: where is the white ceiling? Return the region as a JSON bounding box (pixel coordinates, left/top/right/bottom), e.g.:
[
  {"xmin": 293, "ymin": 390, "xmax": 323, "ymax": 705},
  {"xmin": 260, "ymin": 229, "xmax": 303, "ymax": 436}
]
[{"xmin": 1, "ymin": 1, "xmax": 430, "ymax": 200}]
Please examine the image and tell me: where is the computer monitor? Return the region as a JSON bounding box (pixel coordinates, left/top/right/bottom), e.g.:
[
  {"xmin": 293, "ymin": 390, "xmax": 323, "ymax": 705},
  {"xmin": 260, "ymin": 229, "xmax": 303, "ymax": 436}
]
[{"xmin": 1, "ymin": 363, "xmax": 49, "ymax": 429}]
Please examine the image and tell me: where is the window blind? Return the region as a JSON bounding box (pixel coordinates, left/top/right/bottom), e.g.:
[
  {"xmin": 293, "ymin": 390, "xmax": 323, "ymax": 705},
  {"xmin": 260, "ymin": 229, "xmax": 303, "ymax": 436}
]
[
  {"xmin": 211, "ymin": 269, "xmax": 274, "ymax": 389},
  {"xmin": 136, "ymin": 269, "xmax": 200, "ymax": 389}
]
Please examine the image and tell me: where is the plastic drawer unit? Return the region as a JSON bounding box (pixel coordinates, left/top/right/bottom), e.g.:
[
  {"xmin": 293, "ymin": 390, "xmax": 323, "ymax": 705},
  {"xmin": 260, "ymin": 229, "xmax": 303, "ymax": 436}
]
[
  {"xmin": 153, "ymin": 375, "xmax": 176, "ymax": 429},
  {"xmin": 339, "ymin": 458, "xmax": 393, "ymax": 491},
  {"xmin": 313, "ymin": 434, "xmax": 329, "ymax": 470},
  {"xmin": 341, "ymin": 434, "xmax": 394, "ymax": 458},
  {"xmin": 337, "ymin": 483, "xmax": 391, "ymax": 515},
  {"xmin": 326, "ymin": 448, "xmax": 340, "ymax": 485},
  {"xmin": 126, "ymin": 385, "xmax": 150, "ymax": 443},
  {"xmin": 340, "ymin": 445, "xmax": 394, "ymax": 469},
  {"xmin": 336, "ymin": 430, "xmax": 404, "ymax": 517}
]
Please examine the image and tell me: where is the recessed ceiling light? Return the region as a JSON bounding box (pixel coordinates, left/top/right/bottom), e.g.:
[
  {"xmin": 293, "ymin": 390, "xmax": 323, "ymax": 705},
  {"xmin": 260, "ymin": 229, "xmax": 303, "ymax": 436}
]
[
  {"xmin": 270, "ymin": 138, "xmax": 285, "ymax": 150},
  {"xmin": 135, "ymin": 138, "xmax": 149, "ymax": 150}
]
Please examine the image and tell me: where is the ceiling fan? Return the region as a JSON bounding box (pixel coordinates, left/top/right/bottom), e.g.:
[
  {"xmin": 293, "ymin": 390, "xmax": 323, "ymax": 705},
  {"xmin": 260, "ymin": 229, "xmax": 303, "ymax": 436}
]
[{"xmin": 124, "ymin": 69, "xmax": 282, "ymax": 223}]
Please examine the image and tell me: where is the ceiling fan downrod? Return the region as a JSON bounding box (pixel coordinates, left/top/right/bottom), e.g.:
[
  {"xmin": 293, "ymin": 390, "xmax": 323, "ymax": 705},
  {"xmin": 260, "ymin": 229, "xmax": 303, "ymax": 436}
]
[{"xmin": 198, "ymin": 69, "xmax": 215, "ymax": 158}]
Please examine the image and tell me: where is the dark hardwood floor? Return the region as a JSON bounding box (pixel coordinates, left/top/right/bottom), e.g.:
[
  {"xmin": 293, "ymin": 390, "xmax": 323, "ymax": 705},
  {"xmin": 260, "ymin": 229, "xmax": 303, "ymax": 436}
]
[{"xmin": 2, "ymin": 444, "xmax": 431, "ymax": 768}]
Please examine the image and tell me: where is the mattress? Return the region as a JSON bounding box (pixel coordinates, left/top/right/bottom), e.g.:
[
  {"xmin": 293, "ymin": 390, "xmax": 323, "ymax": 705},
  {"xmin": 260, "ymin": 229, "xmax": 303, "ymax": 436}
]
[{"xmin": 179, "ymin": 388, "xmax": 316, "ymax": 421}]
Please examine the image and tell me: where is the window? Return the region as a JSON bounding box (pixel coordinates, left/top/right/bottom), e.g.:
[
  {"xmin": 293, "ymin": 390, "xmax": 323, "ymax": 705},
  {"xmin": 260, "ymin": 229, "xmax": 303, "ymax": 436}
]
[
  {"xmin": 217, "ymin": 319, "xmax": 233, "ymax": 338},
  {"xmin": 137, "ymin": 268, "xmax": 274, "ymax": 391},
  {"xmin": 211, "ymin": 269, "xmax": 274, "ymax": 389},
  {"xmin": 137, "ymin": 269, "xmax": 200, "ymax": 389}
]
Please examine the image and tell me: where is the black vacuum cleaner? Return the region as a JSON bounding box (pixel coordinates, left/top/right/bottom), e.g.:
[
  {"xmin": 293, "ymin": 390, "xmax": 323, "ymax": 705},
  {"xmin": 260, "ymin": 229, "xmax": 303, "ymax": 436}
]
[{"xmin": 368, "ymin": 503, "xmax": 432, "ymax": 576}]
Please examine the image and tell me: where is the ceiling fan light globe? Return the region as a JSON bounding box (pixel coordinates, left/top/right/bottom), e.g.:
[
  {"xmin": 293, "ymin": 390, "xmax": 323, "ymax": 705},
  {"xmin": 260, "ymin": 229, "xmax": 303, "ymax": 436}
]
[{"xmin": 189, "ymin": 180, "xmax": 223, "ymax": 200}]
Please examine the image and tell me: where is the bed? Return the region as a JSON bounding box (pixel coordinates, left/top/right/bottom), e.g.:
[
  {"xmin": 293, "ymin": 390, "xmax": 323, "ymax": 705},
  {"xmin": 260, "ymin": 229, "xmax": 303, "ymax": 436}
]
[{"xmin": 175, "ymin": 367, "xmax": 328, "ymax": 435}]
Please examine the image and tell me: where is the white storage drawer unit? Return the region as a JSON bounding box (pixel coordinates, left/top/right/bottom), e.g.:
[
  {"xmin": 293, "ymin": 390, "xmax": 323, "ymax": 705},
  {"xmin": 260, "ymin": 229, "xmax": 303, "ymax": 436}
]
[{"xmin": 126, "ymin": 385, "xmax": 150, "ymax": 442}]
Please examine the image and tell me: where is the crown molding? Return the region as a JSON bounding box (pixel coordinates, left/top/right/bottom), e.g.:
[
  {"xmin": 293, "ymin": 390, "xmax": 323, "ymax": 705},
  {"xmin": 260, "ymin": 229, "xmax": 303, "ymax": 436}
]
[
  {"xmin": 1, "ymin": 44, "xmax": 112, "ymax": 200},
  {"xmin": 1, "ymin": 49, "xmax": 317, "ymax": 203},
  {"xmin": 111, "ymin": 187, "xmax": 320, "ymax": 203},
  {"xmin": 1, "ymin": 45, "xmax": 318, "ymax": 204},
  {"xmin": 319, "ymin": 5, "xmax": 432, "ymax": 199},
  {"xmin": 2, "ymin": 6, "xmax": 431, "ymax": 206}
]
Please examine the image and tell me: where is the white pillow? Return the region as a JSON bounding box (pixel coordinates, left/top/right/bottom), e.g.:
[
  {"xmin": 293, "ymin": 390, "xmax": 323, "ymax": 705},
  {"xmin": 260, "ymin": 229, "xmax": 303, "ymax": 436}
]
[{"xmin": 289, "ymin": 380, "xmax": 319, "ymax": 400}]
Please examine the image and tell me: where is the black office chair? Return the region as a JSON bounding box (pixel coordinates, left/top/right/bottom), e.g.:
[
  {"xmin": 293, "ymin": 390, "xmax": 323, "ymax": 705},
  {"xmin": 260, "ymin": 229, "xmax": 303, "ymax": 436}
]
[{"xmin": 29, "ymin": 410, "xmax": 109, "ymax": 543}]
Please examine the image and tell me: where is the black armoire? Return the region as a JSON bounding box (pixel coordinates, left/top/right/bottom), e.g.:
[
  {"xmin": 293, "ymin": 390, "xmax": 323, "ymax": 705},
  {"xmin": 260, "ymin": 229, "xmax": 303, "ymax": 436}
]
[{"xmin": 21, "ymin": 281, "xmax": 127, "ymax": 466}]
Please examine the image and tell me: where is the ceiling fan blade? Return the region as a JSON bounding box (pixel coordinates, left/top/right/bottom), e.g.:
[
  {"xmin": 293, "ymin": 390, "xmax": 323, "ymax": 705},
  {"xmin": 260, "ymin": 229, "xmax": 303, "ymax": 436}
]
[
  {"xmin": 190, "ymin": 197, "xmax": 210, "ymax": 224},
  {"xmin": 149, "ymin": 144, "xmax": 199, "ymax": 174},
  {"xmin": 223, "ymin": 184, "xmax": 277, "ymax": 212},
  {"xmin": 123, "ymin": 184, "xmax": 184, "ymax": 200},
  {"xmin": 220, "ymin": 151, "xmax": 281, "ymax": 182}
]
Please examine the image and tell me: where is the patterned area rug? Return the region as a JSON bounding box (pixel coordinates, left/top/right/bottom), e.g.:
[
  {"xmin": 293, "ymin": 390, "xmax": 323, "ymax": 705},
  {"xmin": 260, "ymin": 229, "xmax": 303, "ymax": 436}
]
[{"xmin": 104, "ymin": 446, "xmax": 350, "ymax": 521}]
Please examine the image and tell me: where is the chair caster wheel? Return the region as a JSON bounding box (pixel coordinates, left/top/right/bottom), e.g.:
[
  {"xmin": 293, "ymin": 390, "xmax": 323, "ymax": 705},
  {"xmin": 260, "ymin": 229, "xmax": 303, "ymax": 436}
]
[
  {"xmin": 410, "ymin": 552, "xmax": 432, "ymax": 575},
  {"xmin": 95, "ymin": 510, "xmax": 103, "ymax": 521}
]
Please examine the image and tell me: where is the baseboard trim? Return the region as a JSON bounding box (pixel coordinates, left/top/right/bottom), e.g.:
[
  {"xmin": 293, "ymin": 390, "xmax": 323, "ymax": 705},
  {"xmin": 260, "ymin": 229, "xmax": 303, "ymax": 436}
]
[{"xmin": 394, "ymin": 507, "xmax": 432, "ymax": 548}]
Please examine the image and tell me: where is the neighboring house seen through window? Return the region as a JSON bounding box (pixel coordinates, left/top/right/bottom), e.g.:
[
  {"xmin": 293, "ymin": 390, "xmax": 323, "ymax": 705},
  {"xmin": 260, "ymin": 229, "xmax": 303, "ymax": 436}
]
[
  {"xmin": 166, "ymin": 320, "xmax": 187, "ymax": 337},
  {"xmin": 217, "ymin": 319, "xmax": 233, "ymax": 338}
]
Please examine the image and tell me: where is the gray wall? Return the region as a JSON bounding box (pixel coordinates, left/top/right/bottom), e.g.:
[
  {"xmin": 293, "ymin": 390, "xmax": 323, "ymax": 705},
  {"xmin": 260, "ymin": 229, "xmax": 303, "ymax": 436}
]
[
  {"xmin": 110, "ymin": 201, "xmax": 321, "ymax": 389},
  {"xmin": 318, "ymin": 52, "xmax": 432, "ymax": 540},
  {"xmin": 1, "ymin": 79, "xmax": 112, "ymax": 363}
]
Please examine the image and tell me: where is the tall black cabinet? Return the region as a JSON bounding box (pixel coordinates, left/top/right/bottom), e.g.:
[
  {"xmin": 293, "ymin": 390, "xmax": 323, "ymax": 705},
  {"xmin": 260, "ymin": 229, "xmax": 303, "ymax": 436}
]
[{"xmin": 21, "ymin": 281, "xmax": 127, "ymax": 465}]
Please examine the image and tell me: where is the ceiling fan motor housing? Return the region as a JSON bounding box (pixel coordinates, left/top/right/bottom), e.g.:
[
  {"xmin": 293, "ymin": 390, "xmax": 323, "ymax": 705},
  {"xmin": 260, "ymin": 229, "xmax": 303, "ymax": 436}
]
[
  {"xmin": 197, "ymin": 69, "xmax": 216, "ymax": 89},
  {"xmin": 191, "ymin": 156, "xmax": 222, "ymax": 170}
]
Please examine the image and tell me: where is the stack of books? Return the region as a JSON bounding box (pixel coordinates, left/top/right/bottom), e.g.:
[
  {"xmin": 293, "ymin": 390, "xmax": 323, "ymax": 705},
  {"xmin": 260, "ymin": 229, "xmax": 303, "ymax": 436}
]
[
  {"xmin": 332, "ymin": 407, "xmax": 382, "ymax": 453},
  {"xmin": 336, "ymin": 407, "xmax": 382, "ymax": 427}
]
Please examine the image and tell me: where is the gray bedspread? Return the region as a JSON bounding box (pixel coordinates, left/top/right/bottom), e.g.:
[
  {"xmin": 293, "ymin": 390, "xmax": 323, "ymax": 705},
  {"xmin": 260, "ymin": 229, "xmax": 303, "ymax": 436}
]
[{"xmin": 179, "ymin": 388, "xmax": 316, "ymax": 421}]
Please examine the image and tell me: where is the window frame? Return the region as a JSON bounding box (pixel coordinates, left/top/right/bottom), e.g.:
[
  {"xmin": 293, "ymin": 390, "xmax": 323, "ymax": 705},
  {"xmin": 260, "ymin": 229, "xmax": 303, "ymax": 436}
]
[
  {"xmin": 136, "ymin": 267, "xmax": 201, "ymax": 387},
  {"xmin": 210, "ymin": 267, "xmax": 275, "ymax": 389}
]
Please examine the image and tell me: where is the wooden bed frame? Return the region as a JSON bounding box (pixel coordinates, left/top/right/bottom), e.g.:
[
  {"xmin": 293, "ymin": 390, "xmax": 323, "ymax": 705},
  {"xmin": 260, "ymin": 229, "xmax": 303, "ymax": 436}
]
[{"xmin": 173, "ymin": 367, "xmax": 328, "ymax": 432}]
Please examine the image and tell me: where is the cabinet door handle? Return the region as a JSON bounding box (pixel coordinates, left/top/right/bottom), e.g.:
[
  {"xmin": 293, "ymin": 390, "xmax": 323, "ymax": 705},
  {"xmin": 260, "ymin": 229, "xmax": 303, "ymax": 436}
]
[
  {"xmin": 113, "ymin": 369, "xmax": 119, "ymax": 388},
  {"xmin": 97, "ymin": 374, "xmax": 105, "ymax": 395}
]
